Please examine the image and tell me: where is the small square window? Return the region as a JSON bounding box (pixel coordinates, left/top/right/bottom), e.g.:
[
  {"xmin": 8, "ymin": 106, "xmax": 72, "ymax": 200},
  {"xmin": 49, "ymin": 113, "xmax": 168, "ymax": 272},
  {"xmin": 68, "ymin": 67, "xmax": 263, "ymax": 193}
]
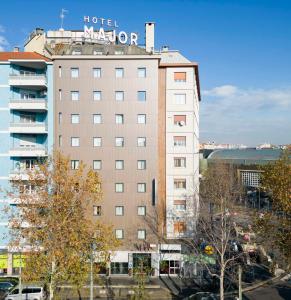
[
  {"xmin": 137, "ymin": 183, "xmax": 146, "ymax": 193},
  {"xmin": 115, "ymin": 137, "xmax": 124, "ymax": 147},
  {"xmin": 115, "ymin": 114, "xmax": 124, "ymax": 124},
  {"xmin": 115, "ymin": 160, "xmax": 124, "ymax": 170},
  {"xmin": 174, "ymin": 200, "xmax": 186, "ymax": 211},
  {"xmin": 138, "ymin": 91, "xmax": 146, "ymax": 102},
  {"xmin": 137, "ymin": 206, "xmax": 146, "ymax": 216},
  {"xmin": 93, "ymin": 160, "xmax": 102, "ymax": 170},
  {"xmin": 71, "ymin": 68, "xmax": 79, "ymax": 78},
  {"xmin": 71, "ymin": 114, "xmax": 80, "ymax": 124},
  {"xmin": 71, "ymin": 137, "xmax": 80, "ymax": 147},
  {"xmin": 174, "ymin": 94, "xmax": 186, "ymax": 105},
  {"xmin": 71, "ymin": 91, "xmax": 79, "ymax": 101},
  {"xmin": 137, "ymin": 137, "xmax": 146, "ymax": 147},
  {"xmin": 115, "ymin": 183, "xmax": 124, "ymax": 193},
  {"xmin": 137, "ymin": 114, "xmax": 146, "ymax": 124},
  {"xmin": 174, "ymin": 157, "xmax": 186, "ymax": 168},
  {"xmin": 93, "ymin": 205, "xmax": 101, "ymax": 216},
  {"xmin": 137, "ymin": 229, "xmax": 146, "ymax": 240},
  {"xmin": 93, "ymin": 114, "xmax": 102, "ymax": 124},
  {"xmin": 115, "ymin": 206, "xmax": 124, "ymax": 216},
  {"xmin": 174, "ymin": 115, "xmax": 186, "ymax": 126},
  {"xmin": 174, "ymin": 179, "xmax": 186, "ymax": 189},
  {"xmin": 115, "ymin": 91, "xmax": 124, "ymax": 101},
  {"xmin": 137, "ymin": 160, "xmax": 146, "ymax": 170},
  {"xmin": 174, "ymin": 136, "xmax": 186, "ymax": 147},
  {"xmin": 115, "ymin": 68, "xmax": 124, "ymax": 78},
  {"xmin": 71, "ymin": 160, "xmax": 79, "ymax": 170},
  {"xmin": 138, "ymin": 68, "xmax": 146, "ymax": 78},
  {"xmin": 115, "ymin": 229, "xmax": 124, "ymax": 239},
  {"xmin": 174, "ymin": 72, "xmax": 186, "ymax": 82},
  {"xmin": 93, "ymin": 91, "xmax": 101, "ymax": 101},
  {"xmin": 93, "ymin": 68, "xmax": 101, "ymax": 78},
  {"xmin": 93, "ymin": 137, "xmax": 102, "ymax": 147}
]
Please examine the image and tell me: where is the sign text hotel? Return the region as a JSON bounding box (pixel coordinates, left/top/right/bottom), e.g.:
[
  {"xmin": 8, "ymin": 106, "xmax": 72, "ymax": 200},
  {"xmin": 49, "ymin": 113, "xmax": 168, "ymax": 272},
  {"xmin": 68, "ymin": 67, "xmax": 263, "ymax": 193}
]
[{"xmin": 83, "ymin": 16, "xmax": 138, "ymax": 45}]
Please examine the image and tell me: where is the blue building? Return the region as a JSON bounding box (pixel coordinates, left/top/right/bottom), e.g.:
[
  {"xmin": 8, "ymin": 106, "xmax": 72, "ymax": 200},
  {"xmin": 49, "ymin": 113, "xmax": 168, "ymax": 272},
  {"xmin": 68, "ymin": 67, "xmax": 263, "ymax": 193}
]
[{"xmin": 0, "ymin": 51, "xmax": 53, "ymax": 274}]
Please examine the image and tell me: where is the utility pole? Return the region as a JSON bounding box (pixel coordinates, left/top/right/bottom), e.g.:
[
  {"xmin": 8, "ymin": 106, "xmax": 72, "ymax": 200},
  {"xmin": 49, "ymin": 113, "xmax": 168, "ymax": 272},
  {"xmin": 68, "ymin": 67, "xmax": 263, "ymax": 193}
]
[
  {"xmin": 90, "ymin": 244, "xmax": 94, "ymax": 300},
  {"xmin": 238, "ymin": 264, "xmax": 242, "ymax": 300}
]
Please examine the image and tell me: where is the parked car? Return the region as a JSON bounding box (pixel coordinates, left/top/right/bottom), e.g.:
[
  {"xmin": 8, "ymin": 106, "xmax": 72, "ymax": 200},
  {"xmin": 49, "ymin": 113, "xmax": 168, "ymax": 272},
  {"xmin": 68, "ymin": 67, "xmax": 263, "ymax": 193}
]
[
  {"xmin": 5, "ymin": 286, "xmax": 45, "ymax": 300},
  {"xmin": 0, "ymin": 282, "xmax": 14, "ymax": 292}
]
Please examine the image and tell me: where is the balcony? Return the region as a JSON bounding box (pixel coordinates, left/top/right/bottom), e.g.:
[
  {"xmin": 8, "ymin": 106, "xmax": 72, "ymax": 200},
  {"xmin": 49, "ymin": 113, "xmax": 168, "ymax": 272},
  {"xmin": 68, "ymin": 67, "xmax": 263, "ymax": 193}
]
[
  {"xmin": 9, "ymin": 122, "xmax": 47, "ymax": 134},
  {"xmin": 9, "ymin": 145, "xmax": 47, "ymax": 157},
  {"xmin": 9, "ymin": 74, "xmax": 47, "ymax": 88},
  {"xmin": 9, "ymin": 98, "xmax": 47, "ymax": 111}
]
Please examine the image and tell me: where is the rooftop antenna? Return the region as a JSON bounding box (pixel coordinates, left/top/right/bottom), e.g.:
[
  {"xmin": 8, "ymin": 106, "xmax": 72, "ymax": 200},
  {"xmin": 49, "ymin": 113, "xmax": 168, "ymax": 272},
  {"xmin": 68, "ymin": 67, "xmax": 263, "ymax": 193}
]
[{"xmin": 60, "ymin": 8, "xmax": 68, "ymax": 30}]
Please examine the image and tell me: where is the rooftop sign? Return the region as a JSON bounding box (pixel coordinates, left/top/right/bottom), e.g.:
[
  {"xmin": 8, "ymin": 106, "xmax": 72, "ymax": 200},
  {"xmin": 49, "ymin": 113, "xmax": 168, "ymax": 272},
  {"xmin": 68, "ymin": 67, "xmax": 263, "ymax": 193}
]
[{"xmin": 83, "ymin": 16, "xmax": 138, "ymax": 45}]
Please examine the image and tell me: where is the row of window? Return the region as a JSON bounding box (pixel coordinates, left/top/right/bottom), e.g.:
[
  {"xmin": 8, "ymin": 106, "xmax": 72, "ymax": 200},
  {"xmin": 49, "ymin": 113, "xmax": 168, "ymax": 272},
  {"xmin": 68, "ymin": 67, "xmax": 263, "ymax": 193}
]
[
  {"xmin": 63, "ymin": 67, "xmax": 187, "ymax": 83},
  {"xmin": 60, "ymin": 113, "xmax": 188, "ymax": 126},
  {"xmin": 93, "ymin": 205, "xmax": 146, "ymax": 216},
  {"xmin": 67, "ymin": 90, "xmax": 147, "ymax": 102},
  {"xmin": 115, "ymin": 229, "xmax": 146, "ymax": 240},
  {"xmin": 59, "ymin": 113, "xmax": 147, "ymax": 124},
  {"xmin": 71, "ymin": 157, "xmax": 187, "ymax": 171},
  {"xmin": 63, "ymin": 136, "xmax": 188, "ymax": 147},
  {"xmin": 63, "ymin": 67, "xmax": 147, "ymax": 79},
  {"xmin": 68, "ymin": 137, "xmax": 147, "ymax": 147}
]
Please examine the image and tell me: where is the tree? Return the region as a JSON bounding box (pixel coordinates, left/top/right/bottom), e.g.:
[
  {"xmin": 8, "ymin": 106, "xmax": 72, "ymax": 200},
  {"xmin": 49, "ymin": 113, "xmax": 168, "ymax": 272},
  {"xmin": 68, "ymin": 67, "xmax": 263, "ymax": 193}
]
[
  {"xmin": 184, "ymin": 163, "xmax": 247, "ymax": 300},
  {"xmin": 255, "ymin": 150, "xmax": 291, "ymax": 270},
  {"xmin": 8, "ymin": 151, "xmax": 118, "ymax": 299}
]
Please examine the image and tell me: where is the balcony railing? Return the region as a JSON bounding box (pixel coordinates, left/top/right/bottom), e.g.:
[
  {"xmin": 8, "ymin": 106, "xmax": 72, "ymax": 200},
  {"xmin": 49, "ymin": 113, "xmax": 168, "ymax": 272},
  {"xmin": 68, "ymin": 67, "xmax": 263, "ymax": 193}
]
[
  {"xmin": 9, "ymin": 98, "xmax": 47, "ymax": 110},
  {"xmin": 9, "ymin": 145, "xmax": 47, "ymax": 157},
  {"xmin": 10, "ymin": 98, "xmax": 47, "ymax": 103},
  {"xmin": 9, "ymin": 74, "xmax": 46, "ymax": 80},
  {"xmin": 9, "ymin": 74, "xmax": 47, "ymax": 87},
  {"xmin": 10, "ymin": 122, "xmax": 47, "ymax": 128}
]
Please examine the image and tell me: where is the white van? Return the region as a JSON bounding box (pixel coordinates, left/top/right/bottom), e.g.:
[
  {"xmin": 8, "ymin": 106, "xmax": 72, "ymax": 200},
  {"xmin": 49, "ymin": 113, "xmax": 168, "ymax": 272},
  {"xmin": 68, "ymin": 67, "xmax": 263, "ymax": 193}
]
[{"xmin": 5, "ymin": 286, "xmax": 45, "ymax": 300}]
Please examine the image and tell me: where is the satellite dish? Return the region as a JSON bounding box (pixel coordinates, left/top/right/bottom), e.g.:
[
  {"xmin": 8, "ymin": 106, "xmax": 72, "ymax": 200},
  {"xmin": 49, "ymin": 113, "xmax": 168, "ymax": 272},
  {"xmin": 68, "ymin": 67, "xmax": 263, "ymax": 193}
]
[{"xmin": 179, "ymin": 120, "xmax": 185, "ymax": 126}]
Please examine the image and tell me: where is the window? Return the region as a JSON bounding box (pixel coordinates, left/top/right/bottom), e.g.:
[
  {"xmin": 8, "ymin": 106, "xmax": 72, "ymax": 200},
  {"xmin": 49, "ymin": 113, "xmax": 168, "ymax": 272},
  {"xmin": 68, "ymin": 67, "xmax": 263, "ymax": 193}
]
[
  {"xmin": 59, "ymin": 89, "xmax": 62, "ymax": 100},
  {"xmin": 115, "ymin": 91, "xmax": 124, "ymax": 101},
  {"xmin": 71, "ymin": 114, "xmax": 80, "ymax": 124},
  {"xmin": 174, "ymin": 115, "xmax": 186, "ymax": 126},
  {"xmin": 93, "ymin": 91, "xmax": 101, "ymax": 101},
  {"xmin": 138, "ymin": 91, "xmax": 146, "ymax": 101},
  {"xmin": 115, "ymin": 229, "xmax": 124, "ymax": 239},
  {"xmin": 174, "ymin": 94, "xmax": 186, "ymax": 105},
  {"xmin": 137, "ymin": 137, "xmax": 146, "ymax": 147},
  {"xmin": 93, "ymin": 114, "xmax": 102, "ymax": 124},
  {"xmin": 174, "ymin": 222, "xmax": 186, "ymax": 235},
  {"xmin": 137, "ymin": 183, "xmax": 146, "ymax": 193},
  {"xmin": 115, "ymin": 68, "xmax": 124, "ymax": 78},
  {"xmin": 174, "ymin": 72, "xmax": 186, "ymax": 82},
  {"xmin": 115, "ymin": 137, "xmax": 124, "ymax": 147},
  {"xmin": 115, "ymin": 160, "xmax": 124, "ymax": 170},
  {"xmin": 58, "ymin": 112, "xmax": 62, "ymax": 124},
  {"xmin": 71, "ymin": 137, "xmax": 80, "ymax": 147},
  {"xmin": 71, "ymin": 160, "xmax": 79, "ymax": 170},
  {"xmin": 174, "ymin": 179, "xmax": 186, "ymax": 189},
  {"xmin": 115, "ymin": 183, "xmax": 124, "ymax": 193},
  {"xmin": 93, "ymin": 205, "xmax": 101, "ymax": 216},
  {"xmin": 71, "ymin": 91, "xmax": 79, "ymax": 101},
  {"xmin": 174, "ymin": 136, "xmax": 186, "ymax": 147},
  {"xmin": 160, "ymin": 260, "xmax": 180, "ymax": 275},
  {"xmin": 58, "ymin": 135, "xmax": 62, "ymax": 147},
  {"xmin": 137, "ymin": 114, "xmax": 146, "ymax": 124},
  {"xmin": 72, "ymin": 49, "xmax": 81, "ymax": 55},
  {"xmin": 137, "ymin": 229, "xmax": 146, "ymax": 240},
  {"xmin": 71, "ymin": 68, "xmax": 79, "ymax": 78},
  {"xmin": 58, "ymin": 66, "xmax": 62, "ymax": 77},
  {"xmin": 115, "ymin": 114, "xmax": 124, "ymax": 124},
  {"xmin": 115, "ymin": 206, "xmax": 124, "ymax": 216},
  {"xmin": 137, "ymin": 206, "xmax": 146, "ymax": 216},
  {"xmin": 138, "ymin": 68, "xmax": 146, "ymax": 78},
  {"xmin": 174, "ymin": 157, "xmax": 186, "ymax": 168},
  {"xmin": 137, "ymin": 160, "xmax": 146, "ymax": 170},
  {"xmin": 111, "ymin": 262, "xmax": 128, "ymax": 275},
  {"xmin": 93, "ymin": 68, "xmax": 101, "ymax": 78},
  {"xmin": 93, "ymin": 160, "xmax": 102, "ymax": 170},
  {"xmin": 93, "ymin": 137, "xmax": 102, "ymax": 147},
  {"xmin": 174, "ymin": 200, "xmax": 186, "ymax": 211}
]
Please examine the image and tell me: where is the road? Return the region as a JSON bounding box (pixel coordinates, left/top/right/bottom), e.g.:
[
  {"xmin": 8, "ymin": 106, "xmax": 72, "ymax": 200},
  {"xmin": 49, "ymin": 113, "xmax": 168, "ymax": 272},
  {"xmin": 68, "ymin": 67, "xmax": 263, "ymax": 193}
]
[{"xmin": 243, "ymin": 280, "xmax": 291, "ymax": 300}]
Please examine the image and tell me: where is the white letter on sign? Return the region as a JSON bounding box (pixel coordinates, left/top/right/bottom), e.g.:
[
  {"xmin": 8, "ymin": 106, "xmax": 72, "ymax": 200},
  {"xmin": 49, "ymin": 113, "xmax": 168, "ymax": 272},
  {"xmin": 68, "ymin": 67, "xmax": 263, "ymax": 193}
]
[
  {"xmin": 97, "ymin": 27, "xmax": 106, "ymax": 41},
  {"xmin": 84, "ymin": 25, "xmax": 94, "ymax": 38},
  {"xmin": 84, "ymin": 16, "xmax": 90, "ymax": 23},
  {"xmin": 118, "ymin": 31, "xmax": 128, "ymax": 44},
  {"xmin": 130, "ymin": 33, "xmax": 138, "ymax": 45}
]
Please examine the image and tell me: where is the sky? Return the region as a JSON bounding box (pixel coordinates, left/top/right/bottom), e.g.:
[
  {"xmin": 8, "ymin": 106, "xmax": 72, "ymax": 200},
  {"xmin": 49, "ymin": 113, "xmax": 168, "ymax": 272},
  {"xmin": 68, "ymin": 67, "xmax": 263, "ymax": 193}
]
[{"xmin": 0, "ymin": 0, "xmax": 290, "ymax": 146}]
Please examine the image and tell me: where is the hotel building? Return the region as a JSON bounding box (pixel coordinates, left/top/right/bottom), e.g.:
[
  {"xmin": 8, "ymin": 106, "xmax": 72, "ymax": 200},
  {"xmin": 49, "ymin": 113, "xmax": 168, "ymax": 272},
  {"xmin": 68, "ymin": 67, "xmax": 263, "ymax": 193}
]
[{"xmin": 0, "ymin": 22, "xmax": 200, "ymax": 275}]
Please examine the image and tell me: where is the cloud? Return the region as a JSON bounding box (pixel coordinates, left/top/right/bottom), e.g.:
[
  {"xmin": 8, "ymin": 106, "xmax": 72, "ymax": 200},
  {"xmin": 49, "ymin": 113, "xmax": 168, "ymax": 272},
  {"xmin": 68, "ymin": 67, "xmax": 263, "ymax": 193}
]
[
  {"xmin": 0, "ymin": 25, "xmax": 8, "ymax": 51},
  {"xmin": 200, "ymin": 85, "xmax": 291, "ymax": 145}
]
